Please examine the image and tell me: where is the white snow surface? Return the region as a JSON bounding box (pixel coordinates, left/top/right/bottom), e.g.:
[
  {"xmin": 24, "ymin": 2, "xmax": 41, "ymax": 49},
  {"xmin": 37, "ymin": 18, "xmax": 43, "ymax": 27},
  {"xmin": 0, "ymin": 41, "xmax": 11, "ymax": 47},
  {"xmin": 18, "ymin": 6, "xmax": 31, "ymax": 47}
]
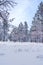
[{"xmin": 0, "ymin": 42, "xmax": 43, "ymax": 65}]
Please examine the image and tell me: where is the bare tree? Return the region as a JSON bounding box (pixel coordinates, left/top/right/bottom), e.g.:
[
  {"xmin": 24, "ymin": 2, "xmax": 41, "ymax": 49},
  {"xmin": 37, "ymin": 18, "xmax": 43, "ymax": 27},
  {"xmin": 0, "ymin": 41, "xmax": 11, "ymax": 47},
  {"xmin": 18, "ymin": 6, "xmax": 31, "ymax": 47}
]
[{"xmin": 0, "ymin": 0, "xmax": 16, "ymax": 41}]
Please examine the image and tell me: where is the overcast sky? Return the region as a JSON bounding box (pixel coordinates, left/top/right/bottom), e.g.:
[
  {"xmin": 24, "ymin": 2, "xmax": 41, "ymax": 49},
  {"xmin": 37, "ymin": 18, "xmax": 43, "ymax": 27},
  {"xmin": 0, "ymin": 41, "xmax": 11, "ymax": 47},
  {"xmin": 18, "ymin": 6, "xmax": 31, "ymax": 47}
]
[{"xmin": 9, "ymin": 0, "xmax": 43, "ymax": 29}]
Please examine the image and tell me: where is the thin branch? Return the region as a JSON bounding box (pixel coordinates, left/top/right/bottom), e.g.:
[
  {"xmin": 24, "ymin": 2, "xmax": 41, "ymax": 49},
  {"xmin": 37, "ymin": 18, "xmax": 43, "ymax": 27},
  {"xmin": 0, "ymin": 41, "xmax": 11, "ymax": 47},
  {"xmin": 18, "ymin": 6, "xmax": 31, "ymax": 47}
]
[{"xmin": 0, "ymin": 0, "xmax": 16, "ymax": 8}]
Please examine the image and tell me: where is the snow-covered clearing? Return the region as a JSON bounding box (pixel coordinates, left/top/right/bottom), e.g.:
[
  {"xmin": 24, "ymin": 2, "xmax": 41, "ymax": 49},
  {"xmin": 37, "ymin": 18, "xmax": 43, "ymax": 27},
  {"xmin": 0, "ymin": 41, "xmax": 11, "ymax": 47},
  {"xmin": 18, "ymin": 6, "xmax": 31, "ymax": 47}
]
[{"xmin": 0, "ymin": 42, "xmax": 43, "ymax": 65}]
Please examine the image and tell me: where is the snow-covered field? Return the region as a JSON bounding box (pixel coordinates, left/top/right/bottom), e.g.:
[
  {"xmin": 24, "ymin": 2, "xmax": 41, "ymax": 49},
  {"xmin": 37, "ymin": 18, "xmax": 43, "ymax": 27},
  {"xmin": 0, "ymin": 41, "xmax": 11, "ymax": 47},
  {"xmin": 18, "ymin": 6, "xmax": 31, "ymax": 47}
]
[{"xmin": 0, "ymin": 42, "xmax": 43, "ymax": 65}]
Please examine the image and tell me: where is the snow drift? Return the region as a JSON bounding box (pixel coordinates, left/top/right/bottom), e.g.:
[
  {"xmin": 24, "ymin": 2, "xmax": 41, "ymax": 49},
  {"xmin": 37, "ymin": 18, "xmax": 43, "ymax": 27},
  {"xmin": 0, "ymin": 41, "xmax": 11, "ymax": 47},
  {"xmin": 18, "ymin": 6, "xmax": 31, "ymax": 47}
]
[{"xmin": 0, "ymin": 42, "xmax": 43, "ymax": 65}]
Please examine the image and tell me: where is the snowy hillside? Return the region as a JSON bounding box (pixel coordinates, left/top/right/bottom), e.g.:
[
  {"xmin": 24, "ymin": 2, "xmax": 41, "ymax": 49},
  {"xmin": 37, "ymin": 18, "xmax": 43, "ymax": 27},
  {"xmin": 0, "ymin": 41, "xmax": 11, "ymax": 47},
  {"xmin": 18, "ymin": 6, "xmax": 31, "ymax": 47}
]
[{"xmin": 0, "ymin": 42, "xmax": 43, "ymax": 65}]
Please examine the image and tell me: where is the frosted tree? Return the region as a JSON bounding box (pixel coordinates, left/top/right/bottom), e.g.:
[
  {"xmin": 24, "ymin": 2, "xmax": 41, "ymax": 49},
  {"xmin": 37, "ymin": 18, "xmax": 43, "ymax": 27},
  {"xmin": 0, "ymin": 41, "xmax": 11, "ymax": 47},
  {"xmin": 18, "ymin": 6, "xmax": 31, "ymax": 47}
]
[
  {"xmin": 18, "ymin": 22, "xmax": 24, "ymax": 33},
  {"xmin": 0, "ymin": 0, "xmax": 16, "ymax": 41},
  {"xmin": 0, "ymin": 19, "xmax": 3, "ymax": 40},
  {"xmin": 9, "ymin": 27, "xmax": 18, "ymax": 41},
  {"xmin": 18, "ymin": 22, "xmax": 29, "ymax": 42},
  {"xmin": 24, "ymin": 21, "xmax": 28, "ymax": 42},
  {"xmin": 29, "ymin": 2, "xmax": 43, "ymax": 42},
  {"xmin": 18, "ymin": 22, "xmax": 24, "ymax": 42}
]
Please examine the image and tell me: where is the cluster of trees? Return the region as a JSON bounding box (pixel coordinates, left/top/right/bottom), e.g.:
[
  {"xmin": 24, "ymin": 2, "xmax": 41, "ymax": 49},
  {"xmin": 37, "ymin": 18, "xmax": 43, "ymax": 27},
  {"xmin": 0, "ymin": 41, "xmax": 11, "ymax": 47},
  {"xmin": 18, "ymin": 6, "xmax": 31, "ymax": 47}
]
[
  {"xmin": 0, "ymin": 20, "xmax": 29, "ymax": 42},
  {"xmin": 1, "ymin": 1, "xmax": 43, "ymax": 42},
  {"xmin": 0, "ymin": 0, "xmax": 29, "ymax": 42},
  {"xmin": 9, "ymin": 22, "xmax": 29, "ymax": 42}
]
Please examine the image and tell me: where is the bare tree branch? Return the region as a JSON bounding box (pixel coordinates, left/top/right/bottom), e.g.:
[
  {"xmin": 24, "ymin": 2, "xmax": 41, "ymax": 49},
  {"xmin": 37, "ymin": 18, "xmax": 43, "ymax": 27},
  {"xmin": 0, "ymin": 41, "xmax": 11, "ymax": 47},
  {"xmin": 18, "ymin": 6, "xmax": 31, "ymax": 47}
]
[{"xmin": 0, "ymin": 0, "xmax": 17, "ymax": 8}]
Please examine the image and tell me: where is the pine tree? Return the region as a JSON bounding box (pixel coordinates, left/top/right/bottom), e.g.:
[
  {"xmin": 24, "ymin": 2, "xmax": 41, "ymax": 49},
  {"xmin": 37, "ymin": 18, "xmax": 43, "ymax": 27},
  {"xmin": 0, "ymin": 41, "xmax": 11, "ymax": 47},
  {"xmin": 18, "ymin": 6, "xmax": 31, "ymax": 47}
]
[
  {"xmin": 24, "ymin": 21, "xmax": 28, "ymax": 42},
  {"xmin": 29, "ymin": 2, "xmax": 43, "ymax": 42},
  {"xmin": 18, "ymin": 22, "xmax": 24, "ymax": 42}
]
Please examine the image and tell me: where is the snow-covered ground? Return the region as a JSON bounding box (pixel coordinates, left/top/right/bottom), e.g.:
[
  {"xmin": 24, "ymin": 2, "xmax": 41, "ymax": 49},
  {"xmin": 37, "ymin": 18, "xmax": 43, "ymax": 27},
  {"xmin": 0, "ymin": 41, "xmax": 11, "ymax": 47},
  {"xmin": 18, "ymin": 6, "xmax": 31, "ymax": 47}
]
[{"xmin": 0, "ymin": 42, "xmax": 43, "ymax": 65}]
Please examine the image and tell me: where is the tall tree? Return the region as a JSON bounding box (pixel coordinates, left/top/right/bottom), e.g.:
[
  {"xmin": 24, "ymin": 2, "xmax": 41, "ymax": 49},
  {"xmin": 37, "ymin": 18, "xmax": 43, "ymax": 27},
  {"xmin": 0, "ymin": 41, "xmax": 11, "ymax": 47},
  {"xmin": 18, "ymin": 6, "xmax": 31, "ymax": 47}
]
[
  {"xmin": 29, "ymin": 2, "xmax": 43, "ymax": 42},
  {"xmin": 24, "ymin": 21, "xmax": 28, "ymax": 42},
  {"xmin": 0, "ymin": 19, "xmax": 3, "ymax": 40},
  {"xmin": 18, "ymin": 22, "xmax": 24, "ymax": 42},
  {"xmin": 0, "ymin": 0, "xmax": 16, "ymax": 41}
]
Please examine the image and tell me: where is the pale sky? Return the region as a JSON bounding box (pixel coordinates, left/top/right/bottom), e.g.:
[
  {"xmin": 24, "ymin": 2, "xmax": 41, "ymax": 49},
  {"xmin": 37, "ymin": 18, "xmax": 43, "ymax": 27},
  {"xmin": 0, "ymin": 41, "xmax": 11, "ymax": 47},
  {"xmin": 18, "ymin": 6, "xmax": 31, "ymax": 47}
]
[{"xmin": 9, "ymin": 0, "xmax": 43, "ymax": 29}]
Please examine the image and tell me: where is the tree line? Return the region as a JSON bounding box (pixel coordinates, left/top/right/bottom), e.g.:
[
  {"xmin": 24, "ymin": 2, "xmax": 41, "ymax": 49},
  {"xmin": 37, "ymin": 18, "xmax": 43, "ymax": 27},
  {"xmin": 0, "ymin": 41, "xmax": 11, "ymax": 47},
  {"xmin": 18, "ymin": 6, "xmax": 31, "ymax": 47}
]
[
  {"xmin": 9, "ymin": 21, "xmax": 29, "ymax": 42},
  {"xmin": 0, "ymin": 0, "xmax": 29, "ymax": 42}
]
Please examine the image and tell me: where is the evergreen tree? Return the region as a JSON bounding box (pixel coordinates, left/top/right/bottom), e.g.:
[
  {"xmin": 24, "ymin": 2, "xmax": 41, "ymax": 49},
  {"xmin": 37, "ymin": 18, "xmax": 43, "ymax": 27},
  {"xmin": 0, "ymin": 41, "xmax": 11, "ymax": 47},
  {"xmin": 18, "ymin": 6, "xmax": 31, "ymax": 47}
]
[
  {"xmin": 24, "ymin": 21, "xmax": 28, "ymax": 42},
  {"xmin": 29, "ymin": 2, "xmax": 43, "ymax": 42},
  {"xmin": 18, "ymin": 22, "xmax": 24, "ymax": 42},
  {"xmin": 18, "ymin": 22, "xmax": 24, "ymax": 32}
]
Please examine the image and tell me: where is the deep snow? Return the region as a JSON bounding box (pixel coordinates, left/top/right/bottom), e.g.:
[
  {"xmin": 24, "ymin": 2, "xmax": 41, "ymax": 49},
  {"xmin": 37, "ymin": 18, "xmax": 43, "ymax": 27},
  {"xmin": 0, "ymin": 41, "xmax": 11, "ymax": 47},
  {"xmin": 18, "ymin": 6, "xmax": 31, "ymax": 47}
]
[{"xmin": 0, "ymin": 42, "xmax": 43, "ymax": 65}]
